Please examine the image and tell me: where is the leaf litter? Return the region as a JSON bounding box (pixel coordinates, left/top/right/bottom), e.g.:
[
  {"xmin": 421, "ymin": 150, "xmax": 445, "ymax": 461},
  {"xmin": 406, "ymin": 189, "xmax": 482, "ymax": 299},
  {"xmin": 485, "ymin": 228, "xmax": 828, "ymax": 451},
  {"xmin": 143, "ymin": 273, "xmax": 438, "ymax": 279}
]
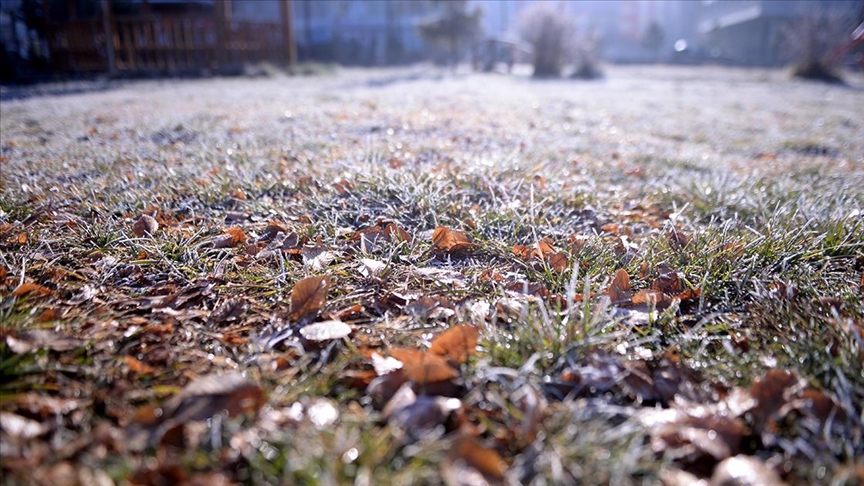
[{"xmin": 1, "ymin": 67, "xmax": 862, "ymax": 485}]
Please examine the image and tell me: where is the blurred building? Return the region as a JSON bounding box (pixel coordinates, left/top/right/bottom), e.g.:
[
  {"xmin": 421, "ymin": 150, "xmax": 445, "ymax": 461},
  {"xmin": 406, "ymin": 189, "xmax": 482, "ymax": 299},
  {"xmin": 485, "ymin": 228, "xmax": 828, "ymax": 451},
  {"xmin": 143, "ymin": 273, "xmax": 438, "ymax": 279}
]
[{"xmin": 698, "ymin": 0, "xmax": 864, "ymax": 65}]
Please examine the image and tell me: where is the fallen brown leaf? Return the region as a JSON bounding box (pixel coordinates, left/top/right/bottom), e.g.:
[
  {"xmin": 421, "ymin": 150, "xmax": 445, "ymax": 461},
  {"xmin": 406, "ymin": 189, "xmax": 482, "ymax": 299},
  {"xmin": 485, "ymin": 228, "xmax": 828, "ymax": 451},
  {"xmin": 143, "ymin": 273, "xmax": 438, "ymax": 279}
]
[
  {"xmin": 209, "ymin": 298, "xmax": 247, "ymax": 325},
  {"xmin": 512, "ymin": 238, "xmax": 556, "ymax": 260},
  {"xmin": 125, "ymin": 355, "xmax": 156, "ymax": 375},
  {"xmin": 6, "ymin": 329, "xmax": 83, "ymax": 354},
  {"xmin": 432, "ymin": 226, "xmax": 476, "ymax": 253},
  {"xmin": 390, "ymin": 348, "xmax": 459, "ymax": 384},
  {"xmin": 547, "ymin": 252, "xmax": 569, "ymax": 273},
  {"xmin": 429, "ymin": 325, "xmax": 480, "ymax": 364},
  {"xmin": 607, "ymin": 268, "xmax": 633, "ymax": 304},
  {"xmin": 450, "ymin": 435, "xmax": 507, "ymax": 482},
  {"xmin": 632, "ymin": 288, "xmax": 666, "ymax": 307},
  {"xmin": 12, "ymin": 282, "xmax": 52, "ymax": 298},
  {"xmin": 131, "ymin": 373, "xmax": 265, "ymax": 449},
  {"xmin": 133, "ymin": 214, "xmax": 158, "ymax": 237},
  {"xmin": 749, "ymin": 368, "xmax": 801, "ymax": 432},
  {"xmin": 289, "ymin": 275, "xmax": 331, "ymax": 321}
]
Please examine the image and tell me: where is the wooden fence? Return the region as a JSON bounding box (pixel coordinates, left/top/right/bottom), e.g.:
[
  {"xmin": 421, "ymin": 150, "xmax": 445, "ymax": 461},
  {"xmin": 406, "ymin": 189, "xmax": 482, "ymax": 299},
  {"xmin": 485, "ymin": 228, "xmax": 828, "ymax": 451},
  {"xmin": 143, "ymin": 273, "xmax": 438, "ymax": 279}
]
[{"xmin": 45, "ymin": 7, "xmax": 294, "ymax": 74}]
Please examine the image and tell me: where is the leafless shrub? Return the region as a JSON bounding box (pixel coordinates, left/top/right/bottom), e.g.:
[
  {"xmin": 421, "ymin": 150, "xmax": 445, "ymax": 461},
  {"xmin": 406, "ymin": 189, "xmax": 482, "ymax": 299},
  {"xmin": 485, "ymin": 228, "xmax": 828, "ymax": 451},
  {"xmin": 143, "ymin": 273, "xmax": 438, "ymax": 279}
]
[
  {"xmin": 781, "ymin": 4, "xmax": 860, "ymax": 82},
  {"xmin": 519, "ymin": 3, "xmax": 575, "ymax": 78}
]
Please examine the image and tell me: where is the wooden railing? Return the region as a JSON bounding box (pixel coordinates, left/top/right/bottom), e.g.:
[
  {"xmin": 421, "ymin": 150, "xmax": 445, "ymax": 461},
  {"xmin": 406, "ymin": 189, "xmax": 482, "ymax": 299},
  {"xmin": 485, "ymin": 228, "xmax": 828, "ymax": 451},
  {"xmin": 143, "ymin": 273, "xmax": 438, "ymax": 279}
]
[
  {"xmin": 46, "ymin": 15, "xmax": 289, "ymax": 74},
  {"xmin": 47, "ymin": 19, "xmax": 110, "ymax": 72}
]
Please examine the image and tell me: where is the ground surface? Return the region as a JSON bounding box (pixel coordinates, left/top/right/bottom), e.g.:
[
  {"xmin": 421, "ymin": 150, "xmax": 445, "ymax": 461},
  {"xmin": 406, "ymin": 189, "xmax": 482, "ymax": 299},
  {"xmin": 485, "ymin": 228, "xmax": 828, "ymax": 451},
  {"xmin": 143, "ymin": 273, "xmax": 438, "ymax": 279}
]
[{"xmin": 1, "ymin": 65, "xmax": 863, "ymax": 485}]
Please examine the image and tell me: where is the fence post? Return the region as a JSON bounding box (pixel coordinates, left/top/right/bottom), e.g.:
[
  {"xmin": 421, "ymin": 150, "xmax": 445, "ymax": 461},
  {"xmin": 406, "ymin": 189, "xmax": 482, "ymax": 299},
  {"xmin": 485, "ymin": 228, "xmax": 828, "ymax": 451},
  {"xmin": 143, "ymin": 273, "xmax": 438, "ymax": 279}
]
[
  {"xmin": 280, "ymin": 0, "xmax": 297, "ymax": 70},
  {"xmin": 214, "ymin": 0, "xmax": 227, "ymax": 70},
  {"xmin": 101, "ymin": 0, "xmax": 117, "ymax": 74}
]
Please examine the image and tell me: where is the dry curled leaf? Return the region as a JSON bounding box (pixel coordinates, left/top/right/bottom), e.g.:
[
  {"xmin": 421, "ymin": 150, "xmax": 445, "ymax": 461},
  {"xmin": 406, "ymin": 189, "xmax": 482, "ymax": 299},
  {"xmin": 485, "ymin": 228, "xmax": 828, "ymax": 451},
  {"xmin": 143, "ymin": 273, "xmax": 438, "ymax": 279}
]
[
  {"xmin": 513, "ymin": 239, "xmax": 569, "ymax": 273},
  {"xmin": 299, "ymin": 320, "xmax": 352, "ymax": 342},
  {"xmin": 547, "ymin": 252, "xmax": 569, "ymax": 273},
  {"xmin": 353, "ymin": 221, "xmax": 412, "ymax": 246},
  {"xmin": 749, "ymin": 369, "xmax": 801, "ymax": 432},
  {"xmin": 632, "ymin": 288, "xmax": 666, "ymax": 306},
  {"xmin": 132, "ymin": 373, "xmax": 265, "ymax": 448},
  {"xmin": 711, "ymin": 455, "xmax": 784, "ymax": 486},
  {"xmin": 429, "ymin": 325, "xmax": 479, "ymax": 364},
  {"xmin": 289, "ymin": 275, "xmax": 331, "ymax": 321},
  {"xmin": 390, "ymin": 348, "xmax": 458, "ymax": 384},
  {"xmin": 606, "ymin": 268, "xmax": 632, "ymax": 304},
  {"xmin": 209, "ymin": 298, "xmax": 247, "ymax": 325},
  {"xmin": 653, "ymin": 270, "xmax": 684, "ymax": 294},
  {"xmin": 125, "ymin": 355, "xmax": 156, "ymax": 375},
  {"xmin": 512, "ymin": 238, "xmax": 556, "ymax": 260},
  {"xmin": 12, "ymin": 282, "xmax": 52, "ymax": 298},
  {"xmin": 212, "ymin": 227, "xmax": 247, "ymax": 249},
  {"xmin": 0, "ymin": 412, "xmax": 48, "ymax": 440},
  {"xmin": 6, "ymin": 329, "xmax": 83, "ymax": 354},
  {"xmin": 651, "ymin": 411, "xmax": 745, "ymax": 471},
  {"xmin": 359, "ymin": 258, "xmax": 387, "ymax": 278},
  {"xmin": 506, "ymin": 280, "xmax": 549, "ymax": 298},
  {"xmin": 133, "ymin": 214, "xmax": 158, "ymax": 237},
  {"xmin": 450, "ymin": 436, "xmax": 507, "ymax": 482},
  {"xmin": 432, "ymin": 226, "xmax": 475, "ymax": 253},
  {"xmin": 405, "ymin": 295, "xmax": 454, "ymax": 319},
  {"xmin": 301, "ymin": 246, "xmax": 336, "ymax": 271},
  {"xmin": 264, "ymin": 221, "xmax": 288, "ymax": 239},
  {"xmin": 383, "ymin": 383, "xmax": 462, "ymax": 439}
]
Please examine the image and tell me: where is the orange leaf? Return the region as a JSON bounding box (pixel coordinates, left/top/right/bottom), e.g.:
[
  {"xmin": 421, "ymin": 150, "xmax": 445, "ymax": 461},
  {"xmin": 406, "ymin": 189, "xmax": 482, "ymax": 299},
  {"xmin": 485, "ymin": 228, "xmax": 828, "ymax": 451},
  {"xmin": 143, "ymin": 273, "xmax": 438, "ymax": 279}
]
[
  {"xmin": 638, "ymin": 261, "xmax": 650, "ymax": 279},
  {"xmin": 225, "ymin": 227, "xmax": 247, "ymax": 245},
  {"xmin": 632, "ymin": 289, "xmax": 667, "ymax": 306},
  {"xmin": 432, "ymin": 226, "xmax": 475, "ymax": 252},
  {"xmin": 125, "ymin": 355, "xmax": 156, "ymax": 375},
  {"xmin": 601, "ymin": 223, "xmax": 620, "ymax": 235},
  {"xmin": 571, "ymin": 292, "xmax": 595, "ymax": 302},
  {"xmin": 289, "ymin": 275, "xmax": 331, "ymax": 321},
  {"xmin": 506, "ymin": 281, "xmax": 549, "ymax": 297},
  {"xmin": 353, "ymin": 221, "xmax": 413, "ymax": 246},
  {"xmin": 512, "ymin": 238, "xmax": 556, "ymax": 260},
  {"xmin": 430, "ymin": 325, "xmax": 479, "ymax": 364},
  {"xmin": 333, "ymin": 179, "xmax": 353, "ymax": 196},
  {"xmin": 452, "ymin": 436, "xmax": 507, "ymax": 481},
  {"xmin": 390, "ymin": 348, "xmax": 458, "ymax": 384},
  {"xmin": 12, "ymin": 283, "xmax": 52, "ymax": 298},
  {"xmin": 606, "ymin": 269, "xmax": 632, "ymax": 304},
  {"xmin": 674, "ymin": 288, "xmax": 701, "ymax": 301},
  {"xmin": 38, "ymin": 308, "xmax": 59, "ymax": 322},
  {"xmin": 512, "ymin": 244, "xmax": 536, "ymax": 259},
  {"xmin": 479, "ymin": 269, "xmax": 504, "ymax": 282},
  {"xmin": 16, "ymin": 233, "xmax": 27, "ymax": 245},
  {"xmin": 547, "ymin": 252, "xmax": 569, "ymax": 273}
]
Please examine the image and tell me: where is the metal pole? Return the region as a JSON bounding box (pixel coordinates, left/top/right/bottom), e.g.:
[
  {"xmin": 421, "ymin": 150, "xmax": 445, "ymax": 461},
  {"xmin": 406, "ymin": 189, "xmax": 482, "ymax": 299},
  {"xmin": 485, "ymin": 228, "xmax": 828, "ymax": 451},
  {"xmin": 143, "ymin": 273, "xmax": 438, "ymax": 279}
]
[
  {"xmin": 281, "ymin": 0, "xmax": 298, "ymax": 70},
  {"xmin": 101, "ymin": 0, "xmax": 117, "ymax": 74}
]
